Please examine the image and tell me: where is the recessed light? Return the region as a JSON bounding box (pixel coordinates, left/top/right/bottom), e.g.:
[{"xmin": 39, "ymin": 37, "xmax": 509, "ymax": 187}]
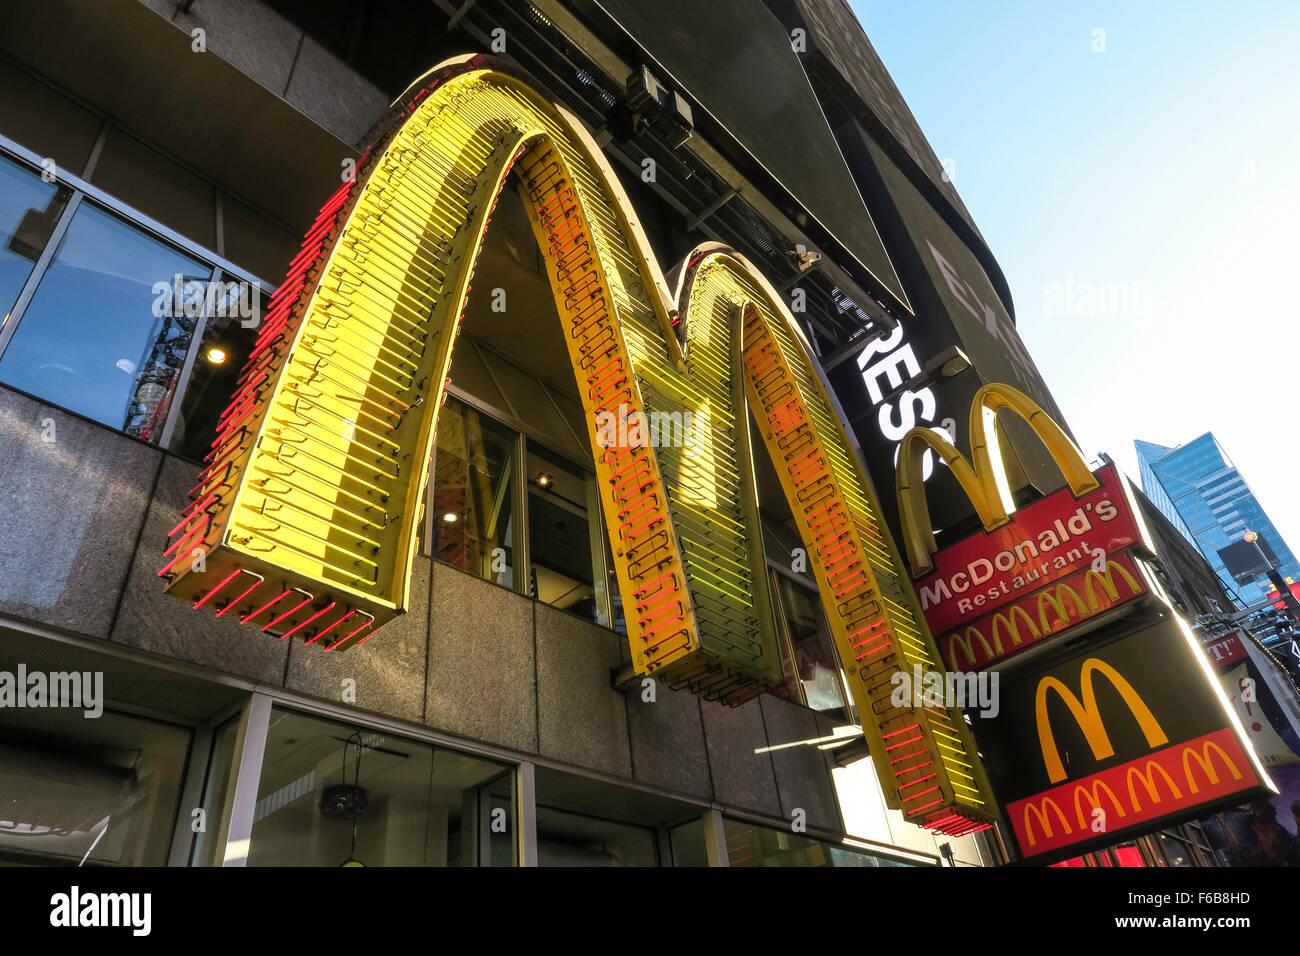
[
  {"xmin": 205, "ymin": 346, "xmax": 228, "ymax": 365},
  {"xmin": 442, "ymin": 512, "xmax": 458, "ymax": 523}
]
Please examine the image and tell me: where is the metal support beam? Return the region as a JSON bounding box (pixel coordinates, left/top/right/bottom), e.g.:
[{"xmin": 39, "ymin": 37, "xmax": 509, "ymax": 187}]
[
  {"xmin": 685, "ymin": 186, "xmax": 738, "ymax": 231},
  {"xmin": 516, "ymin": 761, "xmax": 538, "ymax": 867},
  {"xmin": 217, "ymin": 692, "xmax": 272, "ymax": 866}
]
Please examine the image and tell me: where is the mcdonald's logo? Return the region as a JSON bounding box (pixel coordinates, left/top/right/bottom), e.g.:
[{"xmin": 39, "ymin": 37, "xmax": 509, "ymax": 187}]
[
  {"xmin": 1007, "ymin": 727, "xmax": 1264, "ymax": 858},
  {"xmin": 1073, "ymin": 779, "xmax": 1126, "ymax": 829},
  {"xmin": 1126, "ymin": 760, "xmax": 1183, "ymax": 811},
  {"xmin": 1036, "ymin": 585, "xmax": 1089, "ymax": 630},
  {"xmin": 152, "ymin": 55, "xmax": 999, "ymax": 835},
  {"xmin": 895, "ymin": 384, "xmax": 1100, "ymax": 578},
  {"xmin": 1022, "ymin": 797, "xmax": 1072, "ymax": 847},
  {"xmin": 1036, "ymin": 658, "xmax": 1168, "ymax": 784},
  {"xmin": 1183, "ymin": 740, "xmax": 1243, "ymax": 794}
]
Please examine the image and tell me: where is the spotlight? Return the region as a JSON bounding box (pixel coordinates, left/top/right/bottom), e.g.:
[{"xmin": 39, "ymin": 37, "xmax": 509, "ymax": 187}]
[
  {"xmin": 535, "ymin": 473, "xmax": 553, "ymax": 488},
  {"xmin": 442, "ymin": 512, "xmax": 458, "ymax": 523},
  {"xmin": 205, "ymin": 346, "xmax": 228, "ymax": 365}
]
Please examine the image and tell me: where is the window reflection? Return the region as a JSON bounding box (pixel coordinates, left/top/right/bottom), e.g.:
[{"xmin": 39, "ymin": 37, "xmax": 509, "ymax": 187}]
[
  {"xmin": 0, "ymin": 706, "xmax": 190, "ymax": 866},
  {"xmin": 0, "ymin": 202, "xmax": 208, "ymax": 437},
  {"xmin": 0, "ymin": 155, "xmax": 71, "ymax": 321},
  {"xmin": 527, "ymin": 442, "xmax": 600, "ymax": 622},
  {"xmin": 769, "ymin": 571, "xmax": 849, "ymax": 719},
  {"xmin": 536, "ymin": 806, "xmax": 658, "ymax": 866},
  {"xmin": 430, "ymin": 398, "xmax": 517, "ymax": 588}
]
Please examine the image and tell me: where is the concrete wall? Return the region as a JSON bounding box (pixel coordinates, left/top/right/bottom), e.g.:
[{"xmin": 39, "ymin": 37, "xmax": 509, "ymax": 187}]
[{"xmin": 0, "ymin": 386, "xmax": 845, "ymax": 836}]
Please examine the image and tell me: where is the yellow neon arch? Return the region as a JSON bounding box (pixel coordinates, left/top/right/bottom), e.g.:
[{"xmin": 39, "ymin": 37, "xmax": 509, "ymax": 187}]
[
  {"xmin": 159, "ymin": 56, "xmax": 995, "ymax": 832},
  {"xmin": 895, "ymin": 383, "xmax": 1100, "ymax": 577}
]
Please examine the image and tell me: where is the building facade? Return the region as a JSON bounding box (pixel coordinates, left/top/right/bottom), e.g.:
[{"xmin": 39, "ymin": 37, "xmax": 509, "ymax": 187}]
[
  {"xmin": 0, "ymin": 0, "xmax": 1256, "ymax": 868},
  {"xmin": 1136, "ymin": 434, "xmax": 1300, "ymax": 613}
]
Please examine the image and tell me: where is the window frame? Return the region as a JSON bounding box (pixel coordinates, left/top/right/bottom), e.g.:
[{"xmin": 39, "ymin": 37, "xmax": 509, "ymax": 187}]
[{"xmin": 0, "ymin": 131, "xmax": 275, "ymax": 454}]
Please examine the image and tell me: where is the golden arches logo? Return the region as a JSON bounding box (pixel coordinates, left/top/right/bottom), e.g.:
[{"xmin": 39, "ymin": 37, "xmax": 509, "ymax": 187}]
[
  {"xmin": 1072, "ymin": 779, "xmax": 1127, "ymax": 830},
  {"xmin": 895, "ymin": 384, "xmax": 1098, "ymax": 577},
  {"xmin": 1036, "ymin": 658, "xmax": 1168, "ymax": 784},
  {"xmin": 154, "ymin": 56, "xmax": 995, "ymax": 832},
  {"xmin": 1125, "ymin": 760, "xmax": 1183, "ymax": 812},
  {"xmin": 1183, "ymin": 740, "xmax": 1243, "ymax": 794},
  {"xmin": 1022, "ymin": 797, "xmax": 1072, "ymax": 847}
]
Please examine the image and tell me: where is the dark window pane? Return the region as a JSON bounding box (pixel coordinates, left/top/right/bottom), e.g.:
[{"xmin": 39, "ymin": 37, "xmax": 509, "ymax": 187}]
[
  {"xmin": 247, "ymin": 707, "xmax": 516, "ymax": 866},
  {"xmin": 0, "ymin": 706, "xmax": 190, "ymax": 867},
  {"xmin": 430, "ymin": 399, "xmax": 517, "ymax": 588},
  {"xmin": 527, "ymin": 442, "xmax": 598, "ymax": 621},
  {"xmin": 771, "ymin": 573, "xmax": 848, "ymax": 717},
  {"xmin": 166, "ymin": 297, "xmax": 262, "ymax": 461},
  {"xmin": 0, "ymin": 202, "xmax": 208, "ymax": 437},
  {"xmin": 536, "ymin": 806, "xmax": 657, "ymax": 866}
]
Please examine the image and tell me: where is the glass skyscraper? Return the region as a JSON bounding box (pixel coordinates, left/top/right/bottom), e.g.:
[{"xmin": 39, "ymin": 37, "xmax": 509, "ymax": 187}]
[{"xmin": 1135, "ymin": 434, "xmax": 1300, "ymax": 612}]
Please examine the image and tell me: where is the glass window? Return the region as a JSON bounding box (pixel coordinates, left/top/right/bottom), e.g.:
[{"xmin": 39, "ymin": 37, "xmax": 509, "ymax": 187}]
[
  {"xmin": 1158, "ymin": 831, "xmax": 1193, "ymax": 867},
  {"xmin": 669, "ymin": 817, "xmax": 709, "ymax": 866},
  {"xmin": 769, "ymin": 571, "xmax": 849, "ymax": 719},
  {"xmin": 0, "ymin": 154, "xmax": 72, "ymax": 320},
  {"xmin": 527, "ymin": 442, "xmax": 600, "ymax": 623},
  {"xmin": 536, "ymin": 806, "xmax": 658, "ymax": 866},
  {"xmin": 429, "ymin": 398, "xmax": 518, "ymax": 588},
  {"xmin": 722, "ymin": 818, "xmax": 914, "ymax": 867},
  {"xmin": 190, "ymin": 715, "xmax": 240, "ymax": 866},
  {"xmin": 0, "ymin": 201, "xmax": 210, "ymax": 438},
  {"xmin": 0, "ymin": 706, "xmax": 190, "ymax": 866},
  {"xmin": 166, "ymin": 297, "xmax": 262, "ymax": 461},
  {"xmin": 247, "ymin": 708, "xmax": 516, "ymax": 867}
]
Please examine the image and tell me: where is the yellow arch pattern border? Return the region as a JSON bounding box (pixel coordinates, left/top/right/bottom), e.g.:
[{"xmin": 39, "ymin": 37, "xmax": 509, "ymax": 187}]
[{"xmin": 158, "ymin": 55, "xmax": 995, "ymax": 834}]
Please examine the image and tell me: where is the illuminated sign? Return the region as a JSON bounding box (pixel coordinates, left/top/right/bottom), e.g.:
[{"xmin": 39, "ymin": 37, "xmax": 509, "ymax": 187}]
[
  {"xmin": 972, "ymin": 616, "xmax": 1271, "ymax": 862},
  {"xmin": 938, "ymin": 551, "xmax": 1149, "ymax": 672},
  {"xmin": 914, "ymin": 462, "xmax": 1149, "ymax": 636},
  {"xmin": 155, "ymin": 55, "xmax": 995, "ymax": 834}
]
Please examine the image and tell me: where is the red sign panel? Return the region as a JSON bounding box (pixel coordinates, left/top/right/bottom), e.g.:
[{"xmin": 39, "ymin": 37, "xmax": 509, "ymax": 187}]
[
  {"xmin": 1008, "ymin": 728, "xmax": 1259, "ymax": 858},
  {"xmin": 914, "ymin": 463, "xmax": 1147, "ymax": 635},
  {"xmin": 937, "ymin": 551, "xmax": 1149, "ymax": 672},
  {"xmin": 1201, "ymin": 632, "xmax": 1250, "ymax": 668}
]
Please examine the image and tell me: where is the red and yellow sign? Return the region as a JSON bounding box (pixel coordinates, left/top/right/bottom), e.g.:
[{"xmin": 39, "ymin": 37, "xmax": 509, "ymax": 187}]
[
  {"xmin": 1010, "ymin": 728, "xmax": 1254, "ymax": 855},
  {"xmin": 914, "ymin": 463, "xmax": 1150, "ymax": 636},
  {"xmin": 938, "ymin": 551, "xmax": 1148, "ymax": 672}
]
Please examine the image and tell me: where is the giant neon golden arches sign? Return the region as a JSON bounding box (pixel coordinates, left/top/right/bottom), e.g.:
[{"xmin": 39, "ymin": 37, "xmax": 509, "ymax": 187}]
[{"xmin": 159, "ymin": 55, "xmax": 994, "ymax": 833}]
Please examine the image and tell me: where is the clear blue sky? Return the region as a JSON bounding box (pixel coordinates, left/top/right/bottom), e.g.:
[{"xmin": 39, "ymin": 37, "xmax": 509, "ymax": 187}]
[{"xmin": 851, "ymin": 0, "xmax": 1300, "ymax": 554}]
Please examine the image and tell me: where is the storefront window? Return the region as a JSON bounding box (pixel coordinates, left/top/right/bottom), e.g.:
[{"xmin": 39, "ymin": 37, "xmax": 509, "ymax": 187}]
[
  {"xmin": 0, "ymin": 706, "xmax": 190, "ymax": 866},
  {"xmin": 536, "ymin": 806, "xmax": 658, "ymax": 866},
  {"xmin": 0, "ymin": 200, "xmax": 209, "ymax": 438},
  {"xmin": 722, "ymin": 817, "xmax": 914, "ymax": 867},
  {"xmin": 430, "ymin": 398, "xmax": 518, "ymax": 589},
  {"xmin": 247, "ymin": 708, "xmax": 516, "ymax": 866}
]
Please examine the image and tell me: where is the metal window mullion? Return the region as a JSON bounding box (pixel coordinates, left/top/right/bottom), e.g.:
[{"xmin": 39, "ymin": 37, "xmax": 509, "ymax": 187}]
[
  {"xmin": 216, "ymin": 692, "xmax": 273, "ymax": 867},
  {"xmin": 516, "ymin": 761, "xmax": 537, "ymax": 867},
  {"xmin": 703, "ymin": 809, "xmax": 729, "ymax": 867},
  {"xmin": 515, "ymin": 431, "xmax": 530, "ymax": 596},
  {"xmin": 158, "ymin": 266, "xmax": 219, "ymax": 451},
  {"xmin": 166, "ymin": 722, "xmax": 214, "ymax": 867},
  {"xmin": 0, "ymin": 190, "xmax": 84, "ymax": 363}
]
